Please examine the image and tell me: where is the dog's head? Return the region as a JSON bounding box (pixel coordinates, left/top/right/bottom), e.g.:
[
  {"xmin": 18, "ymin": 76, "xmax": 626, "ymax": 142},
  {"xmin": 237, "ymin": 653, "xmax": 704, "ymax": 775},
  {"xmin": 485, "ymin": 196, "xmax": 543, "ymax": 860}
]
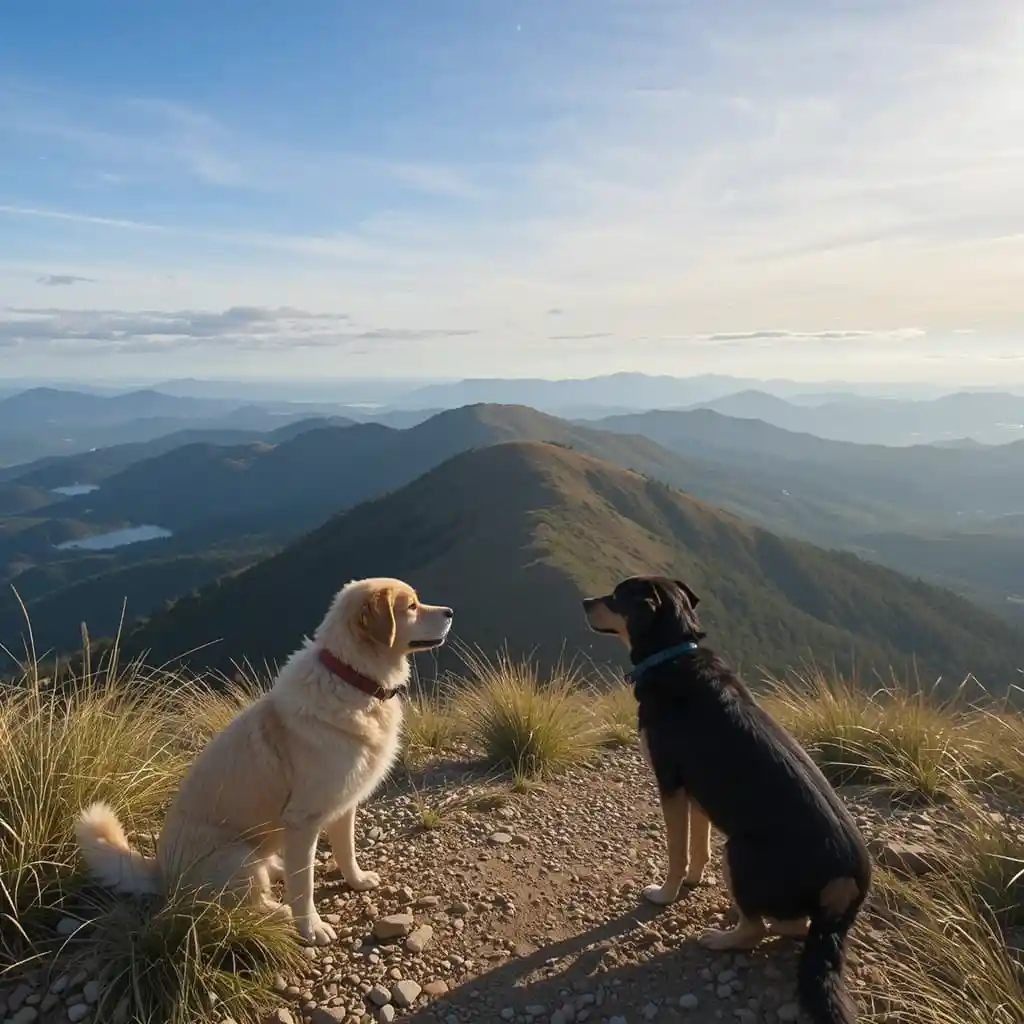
[
  {"xmin": 321, "ymin": 577, "xmax": 454, "ymax": 657},
  {"xmin": 582, "ymin": 575, "xmax": 704, "ymax": 650}
]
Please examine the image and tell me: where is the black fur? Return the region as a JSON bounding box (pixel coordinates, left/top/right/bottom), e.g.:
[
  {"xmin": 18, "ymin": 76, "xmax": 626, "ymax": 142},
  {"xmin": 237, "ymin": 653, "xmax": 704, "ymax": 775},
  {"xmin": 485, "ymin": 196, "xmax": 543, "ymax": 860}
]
[{"xmin": 584, "ymin": 575, "xmax": 872, "ymax": 1024}]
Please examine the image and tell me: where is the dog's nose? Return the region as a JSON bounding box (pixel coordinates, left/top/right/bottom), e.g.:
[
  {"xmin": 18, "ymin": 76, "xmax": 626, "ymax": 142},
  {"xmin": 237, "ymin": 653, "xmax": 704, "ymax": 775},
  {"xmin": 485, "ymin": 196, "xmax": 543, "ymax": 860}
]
[{"xmin": 441, "ymin": 607, "xmax": 454, "ymax": 619}]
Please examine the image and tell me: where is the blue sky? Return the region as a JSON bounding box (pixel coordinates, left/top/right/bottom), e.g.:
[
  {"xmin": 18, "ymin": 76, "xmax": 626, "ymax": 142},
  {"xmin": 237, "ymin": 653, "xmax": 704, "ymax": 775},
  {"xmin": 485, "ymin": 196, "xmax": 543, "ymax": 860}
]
[{"xmin": 1, "ymin": 0, "xmax": 1022, "ymax": 382}]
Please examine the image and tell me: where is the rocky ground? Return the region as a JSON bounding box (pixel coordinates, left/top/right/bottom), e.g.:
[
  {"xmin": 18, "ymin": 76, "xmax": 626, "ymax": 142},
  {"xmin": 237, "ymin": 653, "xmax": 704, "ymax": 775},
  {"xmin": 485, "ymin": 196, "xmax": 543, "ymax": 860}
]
[{"xmin": 3, "ymin": 745, "xmax": 1020, "ymax": 1024}]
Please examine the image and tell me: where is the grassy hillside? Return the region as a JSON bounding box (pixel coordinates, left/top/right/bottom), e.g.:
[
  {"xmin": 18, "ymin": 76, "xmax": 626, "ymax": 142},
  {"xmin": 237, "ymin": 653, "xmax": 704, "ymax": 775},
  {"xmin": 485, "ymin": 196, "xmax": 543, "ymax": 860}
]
[{"xmin": 124, "ymin": 442, "xmax": 1024, "ymax": 691}]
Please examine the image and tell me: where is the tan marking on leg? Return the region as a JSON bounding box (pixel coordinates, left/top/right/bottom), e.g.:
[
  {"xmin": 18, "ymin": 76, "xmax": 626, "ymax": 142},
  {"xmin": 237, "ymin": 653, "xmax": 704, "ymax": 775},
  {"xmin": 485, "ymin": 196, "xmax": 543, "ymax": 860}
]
[
  {"xmin": 767, "ymin": 917, "xmax": 811, "ymax": 938},
  {"xmin": 642, "ymin": 788, "xmax": 690, "ymax": 906},
  {"xmin": 697, "ymin": 848, "xmax": 767, "ymax": 950},
  {"xmin": 820, "ymin": 876, "xmax": 860, "ymax": 916},
  {"xmin": 638, "ymin": 729, "xmax": 653, "ymax": 769},
  {"xmin": 684, "ymin": 799, "xmax": 712, "ymax": 885}
]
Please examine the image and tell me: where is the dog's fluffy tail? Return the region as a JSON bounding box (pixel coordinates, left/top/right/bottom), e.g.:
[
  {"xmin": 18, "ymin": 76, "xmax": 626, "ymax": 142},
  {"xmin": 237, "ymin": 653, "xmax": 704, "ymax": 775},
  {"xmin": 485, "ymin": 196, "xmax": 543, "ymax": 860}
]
[
  {"xmin": 798, "ymin": 896, "xmax": 864, "ymax": 1024},
  {"xmin": 75, "ymin": 801, "xmax": 161, "ymax": 896}
]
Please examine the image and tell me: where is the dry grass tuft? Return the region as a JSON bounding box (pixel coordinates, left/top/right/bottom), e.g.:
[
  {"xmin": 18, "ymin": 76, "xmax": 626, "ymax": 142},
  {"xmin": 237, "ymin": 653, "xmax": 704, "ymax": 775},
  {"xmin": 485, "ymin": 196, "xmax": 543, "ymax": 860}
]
[
  {"xmin": 455, "ymin": 647, "xmax": 602, "ymax": 779},
  {"xmin": 763, "ymin": 668, "xmax": 1022, "ymax": 804}
]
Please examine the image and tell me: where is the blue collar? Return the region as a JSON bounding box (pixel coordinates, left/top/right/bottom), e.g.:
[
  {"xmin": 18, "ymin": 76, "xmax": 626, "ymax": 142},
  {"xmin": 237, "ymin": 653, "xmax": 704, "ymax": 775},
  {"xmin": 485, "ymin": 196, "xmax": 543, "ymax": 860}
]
[{"xmin": 626, "ymin": 642, "xmax": 699, "ymax": 683}]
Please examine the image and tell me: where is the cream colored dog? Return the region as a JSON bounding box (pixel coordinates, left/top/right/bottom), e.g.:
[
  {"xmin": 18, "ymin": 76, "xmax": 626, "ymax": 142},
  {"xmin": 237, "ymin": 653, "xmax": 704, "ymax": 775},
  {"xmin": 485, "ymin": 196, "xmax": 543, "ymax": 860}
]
[{"xmin": 75, "ymin": 577, "xmax": 453, "ymax": 945}]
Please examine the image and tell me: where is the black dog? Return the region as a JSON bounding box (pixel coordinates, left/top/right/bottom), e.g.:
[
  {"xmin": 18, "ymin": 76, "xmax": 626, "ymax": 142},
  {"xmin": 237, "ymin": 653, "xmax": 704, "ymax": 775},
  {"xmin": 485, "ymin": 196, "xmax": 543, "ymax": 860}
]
[{"xmin": 583, "ymin": 575, "xmax": 872, "ymax": 1024}]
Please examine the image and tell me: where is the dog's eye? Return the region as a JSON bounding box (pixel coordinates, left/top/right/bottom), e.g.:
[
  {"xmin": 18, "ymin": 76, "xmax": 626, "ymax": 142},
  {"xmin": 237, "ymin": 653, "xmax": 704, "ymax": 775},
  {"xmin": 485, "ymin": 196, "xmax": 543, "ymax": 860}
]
[{"xmin": 408, "ymin": 602, "xmax": 418, "ymax": 611}]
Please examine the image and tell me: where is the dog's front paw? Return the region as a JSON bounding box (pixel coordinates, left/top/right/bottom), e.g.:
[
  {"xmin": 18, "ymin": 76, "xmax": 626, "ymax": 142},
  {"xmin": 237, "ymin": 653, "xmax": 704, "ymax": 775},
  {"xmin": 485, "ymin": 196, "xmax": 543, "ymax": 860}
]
[
  {"xmin": 642, "ymin": 882, "xmax": 680, "ymax": 906},
  {"xmin": 347, "ymin": 870, "xmax": 381, "ymax": 892},
  {"xmin": 295, "ymin": 913, "xmax": 337, "ymax": 946}
]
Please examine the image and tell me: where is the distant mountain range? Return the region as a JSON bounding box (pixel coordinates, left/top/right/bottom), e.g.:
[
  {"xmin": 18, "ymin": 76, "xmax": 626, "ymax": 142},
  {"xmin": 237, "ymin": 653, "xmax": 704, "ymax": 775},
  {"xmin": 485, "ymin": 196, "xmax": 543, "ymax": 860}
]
[
  {"xmin": 686, "ymin": 389, "xmax": 1024, "ymax": 445},
  {"xmin": 121, "ymin": 442, "xmax": 1024, "ymax": 692},
  {"xmin": 4, "ymin": 376, "xmax": 1024, "ymax": 469},
  {"xmin": 4, "ymin": 402, "xmax": 1024, "ymax": 659}
]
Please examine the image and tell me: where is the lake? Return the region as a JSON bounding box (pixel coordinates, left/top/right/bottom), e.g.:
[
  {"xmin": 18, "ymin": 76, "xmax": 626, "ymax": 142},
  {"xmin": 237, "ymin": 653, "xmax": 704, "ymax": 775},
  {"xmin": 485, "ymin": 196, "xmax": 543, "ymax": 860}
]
[
  {"xmin": 57, "ymin": 525, "xmax": 173, "ymax": 551},
  {"xmin": 52, "ymin": 483, "xmax": 100, "ymax": 496}
]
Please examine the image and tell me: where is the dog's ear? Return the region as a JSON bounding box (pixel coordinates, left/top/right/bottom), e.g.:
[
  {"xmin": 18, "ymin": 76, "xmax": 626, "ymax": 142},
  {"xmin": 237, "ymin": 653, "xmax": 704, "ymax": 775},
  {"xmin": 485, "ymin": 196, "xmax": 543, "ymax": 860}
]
[
  {"xmin": 360, "ymin": 587, "xmax": 397, "ymax": 647},
  {"xmin": 674, "ymin": 579, "xmax": 700, "ymax": 608}
]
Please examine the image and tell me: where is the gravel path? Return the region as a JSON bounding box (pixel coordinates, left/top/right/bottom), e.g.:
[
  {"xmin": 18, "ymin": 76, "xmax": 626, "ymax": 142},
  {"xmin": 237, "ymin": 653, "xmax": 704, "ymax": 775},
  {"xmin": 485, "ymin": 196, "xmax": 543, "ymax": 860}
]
[{"xmin": 4, "ymin": 746, "xmax": 1020, "ymax": 1024}]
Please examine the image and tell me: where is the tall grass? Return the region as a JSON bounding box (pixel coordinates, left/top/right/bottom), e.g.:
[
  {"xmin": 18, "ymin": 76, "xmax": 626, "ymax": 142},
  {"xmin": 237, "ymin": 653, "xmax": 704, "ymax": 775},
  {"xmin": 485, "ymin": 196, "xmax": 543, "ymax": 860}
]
[
  {"xmin": 871, "ymin": 874, "xmax": 1024, "ymax": 1024},
  {"xmin": 763, "ymin": 668, "xmax": 1023, "ymax": 803},
  {"xmin": 0, "ymin": 646, "xmax": 301, "ymax": 1019},
  {"xmin": 454, "ymin": 647, "xmax": 602, "ymax": 779}
]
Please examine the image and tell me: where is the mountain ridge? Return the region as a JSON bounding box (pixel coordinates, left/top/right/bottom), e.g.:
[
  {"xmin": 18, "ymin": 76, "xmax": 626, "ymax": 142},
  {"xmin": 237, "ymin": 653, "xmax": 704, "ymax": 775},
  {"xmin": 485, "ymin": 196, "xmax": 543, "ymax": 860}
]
[{"xmin": 121, "ymin": 441, "xmax": 1024, "ymax": 692}]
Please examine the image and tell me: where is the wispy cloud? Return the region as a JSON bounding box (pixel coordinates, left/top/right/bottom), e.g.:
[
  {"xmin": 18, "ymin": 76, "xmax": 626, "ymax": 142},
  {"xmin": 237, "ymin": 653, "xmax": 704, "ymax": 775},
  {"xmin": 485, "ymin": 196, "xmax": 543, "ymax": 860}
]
[
  {"xmin": 0, "ymin": 306, "xmax": 477, "ymax": 355},
  {"xmin": 36, "ymin": 273, "xmax": 96, "ymax": 287}
]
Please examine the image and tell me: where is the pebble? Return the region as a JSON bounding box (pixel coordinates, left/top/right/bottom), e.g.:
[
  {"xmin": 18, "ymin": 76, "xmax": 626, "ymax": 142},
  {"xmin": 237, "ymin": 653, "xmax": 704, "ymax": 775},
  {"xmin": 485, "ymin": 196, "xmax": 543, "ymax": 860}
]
[
  {"xmin": 679, "ymin": 993, "xmax": 700, "ymax": 1010},
  {"xmin": 642, "ymin": 1002, "xmax": 659, "ymax": 1020},
  {"xmin": 488, "ymin": 832, "xmax": 513, "ymax": 845},
  {"xmin": 56, "ymin": 917, "xmax": 84, "ymax": 937},
  {"xmin": 82, "ymin": 981, "xmax": 101, "ymax": 1005},
  {"xmin": 609, "ymin": 1017, "xmax": 628, "ymax": 1024},
  {"xmin": 404, "ymin": 924, "xmax": 434, "ymax": 953},
  {"xmin": 67, "ymin": 1006, "xmax": 92, "ymax": 1023},
  {"xmin": 391, "ymin": 981, "xmax": 422, "ymax": 1009},
  {"xmin": 378, "ymin": 1007, "xmax": 397, "ymax": 1023},
  {"xmin": 10, "ymin": 1009, "xmax": 40, "ymax": 1024},
  {"xmin": 372, "ymin": 914, "xmax": 414, "ymax": 941},
  {"xmin": 367, "ymin": 986, "xmax": 392, "ymax": 1007},
  {"xmin": 9, "ymin": 986, "xmax": 33, "ymax": 1013},
  {"xmin": 423, "ymin": 980, "xmax": 449, "ymax": 997},
  {"xmin": 777, "ymin": 1005, "xmax": 801, "ymax": 1022}
]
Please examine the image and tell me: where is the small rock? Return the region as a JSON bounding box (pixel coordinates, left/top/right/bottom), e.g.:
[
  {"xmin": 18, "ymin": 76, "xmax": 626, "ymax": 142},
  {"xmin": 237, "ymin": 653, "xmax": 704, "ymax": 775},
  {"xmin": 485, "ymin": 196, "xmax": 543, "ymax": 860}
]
[
  {"xmin": 391, "ymin": 981, "xmax": 421, "ymax": 1009},
  {"xmin": 372, "ymin": 914, "xmax": 414, "ymax": 941},
  {"xmin": 526, "ymin": 1006, "xmax": 546, "ymax": 1017},
  {"xmin": 679, "ymin": 994, "xmax": 699, "ymax": 1011},
  {"xmin": 448, "ymin": 901, "xmax": 471, "ymax": 915},
  {"xmin": 500, "ymin": 1010, "xmax": 515, "ymax": 1021},
  {"xmin": 83, "ymin": 981, "xmax": 101, "ymax": 1005},
  {"xmin": 50, "ymin": 974, "xmax": 71, "ymax": 996},
  {"xmin": 870, "ymin": 840, "xmax": 945, "ymax": 877},
  {"xmin": 609, "ymin": 1017, "xmax": 628, "ymax": 1024},
  {"xmin": 67, "ymin": 1006, "xmax": 92, "ymax": 1024},
  {"xmin": 777, "ymin": 1005, "xmax": 801, "ymax": 1022},
  {"xmin": 309, "ymin": 1010, "xmax": 346, "ymax": 1024},
  {"xmin": 642, "ymin": 1002, "xmax": 659, "ymax": 1020},
  {"xmin": 9, "ymin": 985, "xmax": 34, "ymax": 1013},
  {"xmin": 488, "ymin": 832, "xmax": 513, "ymax": 845},
  {"xmin": 11, "ymin": 1009, "xmax": 40, "ymax": 1024},
  {"xmin": 405, "ymin": 925, "xmax": 434, "ymax": 953},
  {"xmin": 395, "ymin": 886, "xmax": 414, "ymax": 906},
  {"xmin": 378, "ymin": 1007, "xmax": 396, "ymax": 1024},
  {"xmin": 423, "ymin": 980, "xmax": 449, "ymax": 998},
  {"xmin": 367, "ymin": 986, "xmax": 391, "ymax": 1008},
  {"xmin": 415, "ymin": 895, "xmax": 441, "ymax": 909},
  {"xmin": 56, "ymin": 917, "xmax": 85, "ymax": 937},
  {"xmin": 266, "ymin": 1011, "xmax": 297, "ymax": 1024}
]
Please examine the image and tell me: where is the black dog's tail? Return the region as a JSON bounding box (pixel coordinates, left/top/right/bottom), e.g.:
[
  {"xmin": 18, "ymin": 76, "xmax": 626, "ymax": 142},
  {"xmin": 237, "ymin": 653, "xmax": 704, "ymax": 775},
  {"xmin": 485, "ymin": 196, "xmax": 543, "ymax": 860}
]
[{"xmin": 798, "ymin": 879, "xmax": 866, "ymax": 1024}]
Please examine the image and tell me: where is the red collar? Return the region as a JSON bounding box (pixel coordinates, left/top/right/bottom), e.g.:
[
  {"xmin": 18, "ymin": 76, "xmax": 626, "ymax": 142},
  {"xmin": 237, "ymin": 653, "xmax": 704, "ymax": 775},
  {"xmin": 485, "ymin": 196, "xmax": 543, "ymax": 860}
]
[{"xmin": 317, "ymin": 648, "xmax": 400, "ymax": 700}]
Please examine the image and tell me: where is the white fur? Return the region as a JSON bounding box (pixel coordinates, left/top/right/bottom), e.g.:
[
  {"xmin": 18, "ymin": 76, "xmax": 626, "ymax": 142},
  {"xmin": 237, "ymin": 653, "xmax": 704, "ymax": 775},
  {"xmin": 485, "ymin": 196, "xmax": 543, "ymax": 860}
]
[{"xmin": 75, "ymin": 576, "xmax": 452, "ymax": 945}]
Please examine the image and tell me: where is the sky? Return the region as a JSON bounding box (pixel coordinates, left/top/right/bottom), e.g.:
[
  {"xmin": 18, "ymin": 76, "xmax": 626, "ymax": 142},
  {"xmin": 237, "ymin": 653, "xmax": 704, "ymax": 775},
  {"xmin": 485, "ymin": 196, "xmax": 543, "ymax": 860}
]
[{"xmin": 1, "ymin": 0, "xmax": 1023, "ymax": 384}]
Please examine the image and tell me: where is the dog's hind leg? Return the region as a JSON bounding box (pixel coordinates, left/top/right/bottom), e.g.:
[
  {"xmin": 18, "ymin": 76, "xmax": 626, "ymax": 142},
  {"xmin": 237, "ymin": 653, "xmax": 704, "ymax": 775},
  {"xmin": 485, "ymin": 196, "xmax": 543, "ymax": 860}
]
[
  {"xmin": 767, "ymin": 917, "xmax": 810, "ymax": 938},
  {"xmin": 643, "ymin": 788, "xmax": 692, "ymax": 906},
  {"xmin": 325, "ymin": 806, "xmax": 380, "ymax": 892},
  {"xmin": 698, "ymin": 845, "xmax": 768, "ymax": 951}
]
